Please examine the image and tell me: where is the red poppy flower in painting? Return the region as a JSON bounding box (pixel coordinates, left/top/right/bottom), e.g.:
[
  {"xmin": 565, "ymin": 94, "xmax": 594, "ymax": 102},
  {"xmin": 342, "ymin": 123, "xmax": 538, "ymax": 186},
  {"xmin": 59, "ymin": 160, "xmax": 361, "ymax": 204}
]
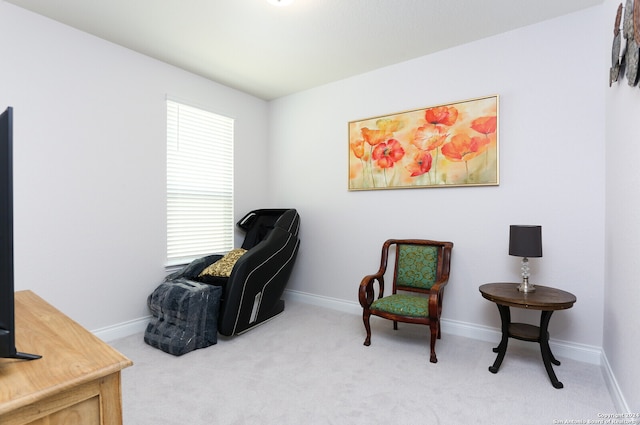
[
  {"xmin": 406, "ymin": 151, "xmax": 433, "ymax": 177},
  {"xmin": 361, "ymin": 128, "xmax": 388, "ymax": 146},
  {"xmin": 372, "ymin": 138, "xmax": 405, "ymax": 168},
  {"xmin": 412, "ymin": 124, "xmax": 448, "ymax": 151},
  {"xmin": 425, "ymin": 106, "xmax": 459, "ymax": 126},
  {"xmin": 441, "ymin": 134, "xmax": 491, "ymax": 162},
  {"xmin": 470, "ymin": 116, "xmax": 497, "ymax": 135}
]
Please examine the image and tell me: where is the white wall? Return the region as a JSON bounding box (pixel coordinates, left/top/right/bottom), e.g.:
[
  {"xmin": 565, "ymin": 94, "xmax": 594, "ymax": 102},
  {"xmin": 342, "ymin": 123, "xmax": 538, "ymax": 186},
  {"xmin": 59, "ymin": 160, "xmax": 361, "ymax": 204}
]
[
  {"xmin": 269, "ymin": 7, "xmax": 605, "ymax": 348},
  {"xmin": 604, "ymin": 0, "xmax": 640, "ymax": 413},
  {"xmin": 2, "ymin": 0, "xmax": 636, "ymax": 412},
  {"xmin": 0, "ymin": 2, "xmax": 270, "ymax": 330}
]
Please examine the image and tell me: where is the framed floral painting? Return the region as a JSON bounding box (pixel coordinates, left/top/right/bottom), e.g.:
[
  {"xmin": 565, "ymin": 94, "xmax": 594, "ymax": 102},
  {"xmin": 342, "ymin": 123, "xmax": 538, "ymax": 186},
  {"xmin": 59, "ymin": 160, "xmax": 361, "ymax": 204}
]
[{"xmin": 348, "ymin": 95, "xmax": 499, "ymax": 190}]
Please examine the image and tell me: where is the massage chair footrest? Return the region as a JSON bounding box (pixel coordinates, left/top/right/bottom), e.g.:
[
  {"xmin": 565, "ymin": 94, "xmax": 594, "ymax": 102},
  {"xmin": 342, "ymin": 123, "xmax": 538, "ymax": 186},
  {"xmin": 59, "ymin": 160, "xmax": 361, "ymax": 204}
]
[{"xmin": 144, "ymin": 279, "xmax": 222, "ymax": 356}]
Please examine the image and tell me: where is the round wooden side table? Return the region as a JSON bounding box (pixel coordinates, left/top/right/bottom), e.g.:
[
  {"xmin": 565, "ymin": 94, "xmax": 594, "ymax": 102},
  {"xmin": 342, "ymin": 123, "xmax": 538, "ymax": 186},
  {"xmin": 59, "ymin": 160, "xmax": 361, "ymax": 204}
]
[{"xmin": 479, "ymin": 282, "xmax": 577, "ymax": 389}]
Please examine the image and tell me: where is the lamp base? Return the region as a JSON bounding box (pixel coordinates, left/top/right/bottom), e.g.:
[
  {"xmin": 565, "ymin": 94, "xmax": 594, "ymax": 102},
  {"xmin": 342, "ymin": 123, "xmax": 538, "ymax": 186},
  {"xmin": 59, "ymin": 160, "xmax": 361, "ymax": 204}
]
[{"xmin": 517, "ymin": 277, "xmax": 536, "ymax": 293}]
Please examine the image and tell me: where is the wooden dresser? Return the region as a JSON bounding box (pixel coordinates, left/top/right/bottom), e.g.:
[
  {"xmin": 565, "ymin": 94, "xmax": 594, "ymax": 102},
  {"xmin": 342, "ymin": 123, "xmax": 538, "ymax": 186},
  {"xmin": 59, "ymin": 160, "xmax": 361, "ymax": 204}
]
[{"xmin": 0, "ymin": 290, "xmax": 132, "ymax": 425}]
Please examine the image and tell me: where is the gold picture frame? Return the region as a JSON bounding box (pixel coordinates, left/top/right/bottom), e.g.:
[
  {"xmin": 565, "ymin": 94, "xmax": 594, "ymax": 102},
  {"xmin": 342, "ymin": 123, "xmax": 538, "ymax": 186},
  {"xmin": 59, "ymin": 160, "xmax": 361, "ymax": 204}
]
[{"xmin": 348, "ymin": 95, "xmax": 499, "ymax": 190}]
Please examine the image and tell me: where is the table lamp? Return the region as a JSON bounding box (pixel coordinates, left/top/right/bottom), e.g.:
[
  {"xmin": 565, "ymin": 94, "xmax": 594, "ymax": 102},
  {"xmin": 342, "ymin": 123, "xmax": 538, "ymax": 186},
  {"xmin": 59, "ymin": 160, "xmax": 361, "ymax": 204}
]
[{"xmin": 509, "ymin": 225, "xmax": 542, "ymax": 293}]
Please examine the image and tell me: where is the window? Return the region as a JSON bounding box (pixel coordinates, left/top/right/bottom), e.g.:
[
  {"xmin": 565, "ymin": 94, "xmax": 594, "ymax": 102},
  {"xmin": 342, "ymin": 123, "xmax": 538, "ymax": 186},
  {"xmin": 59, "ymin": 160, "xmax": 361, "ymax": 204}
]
[{"xmin": 166, "ymin": 99, "xmax": 234, "ymax": 266}]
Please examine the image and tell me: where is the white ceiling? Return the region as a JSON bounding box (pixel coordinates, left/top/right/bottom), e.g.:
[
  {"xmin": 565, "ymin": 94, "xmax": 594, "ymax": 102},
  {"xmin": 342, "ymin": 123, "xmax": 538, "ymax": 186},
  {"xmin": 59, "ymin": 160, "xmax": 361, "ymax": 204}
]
[{"xmin": 7, "ymin": 0, "xmax": 603, "ymax": 100}]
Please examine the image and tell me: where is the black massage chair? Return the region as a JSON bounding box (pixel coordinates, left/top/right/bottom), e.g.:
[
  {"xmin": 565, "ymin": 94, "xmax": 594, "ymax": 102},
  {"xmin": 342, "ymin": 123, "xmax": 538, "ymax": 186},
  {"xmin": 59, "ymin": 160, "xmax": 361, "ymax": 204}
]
[{"xmin": 166, "ymin": 208, "xmax": 300, "ymax": 336}]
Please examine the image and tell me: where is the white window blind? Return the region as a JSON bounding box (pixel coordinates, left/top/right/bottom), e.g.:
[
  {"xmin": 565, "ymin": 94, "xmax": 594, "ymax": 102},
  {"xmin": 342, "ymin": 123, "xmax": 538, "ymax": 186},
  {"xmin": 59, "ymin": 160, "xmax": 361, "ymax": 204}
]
[{"xmin": 166, "ymin": 99, "xmax": 234, "ymax": 266}]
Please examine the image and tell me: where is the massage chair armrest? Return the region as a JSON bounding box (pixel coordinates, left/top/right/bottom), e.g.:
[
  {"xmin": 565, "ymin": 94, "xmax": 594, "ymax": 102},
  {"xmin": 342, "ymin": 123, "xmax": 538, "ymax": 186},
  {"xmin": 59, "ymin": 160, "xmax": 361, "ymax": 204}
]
[{"xmin": 165, "ymin": 254, "xmax": 223, "ymax": 282}]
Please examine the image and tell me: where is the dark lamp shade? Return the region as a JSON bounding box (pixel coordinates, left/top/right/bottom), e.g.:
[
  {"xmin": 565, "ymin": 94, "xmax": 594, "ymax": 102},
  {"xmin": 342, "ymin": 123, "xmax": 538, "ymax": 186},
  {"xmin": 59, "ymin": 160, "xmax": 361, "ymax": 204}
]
[{"xmin": 509, "ymin": 225, "xmax": 542, "ymax": 258}]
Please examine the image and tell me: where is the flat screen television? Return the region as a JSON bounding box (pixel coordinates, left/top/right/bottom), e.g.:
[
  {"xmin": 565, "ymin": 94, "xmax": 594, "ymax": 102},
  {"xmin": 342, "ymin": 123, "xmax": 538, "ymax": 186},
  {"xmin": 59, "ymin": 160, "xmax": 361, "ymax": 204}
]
[{"xmin": 0, "ymin": 106, "xmax": 40, "ymax": 360}]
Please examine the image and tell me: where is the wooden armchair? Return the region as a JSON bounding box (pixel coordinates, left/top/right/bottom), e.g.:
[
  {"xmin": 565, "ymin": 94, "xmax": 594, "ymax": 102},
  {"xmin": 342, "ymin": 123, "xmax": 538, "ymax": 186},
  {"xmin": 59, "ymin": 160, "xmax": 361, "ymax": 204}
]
[{"xmin": 358, "ymin": 239, "xmax": 453, "ymax": 363}]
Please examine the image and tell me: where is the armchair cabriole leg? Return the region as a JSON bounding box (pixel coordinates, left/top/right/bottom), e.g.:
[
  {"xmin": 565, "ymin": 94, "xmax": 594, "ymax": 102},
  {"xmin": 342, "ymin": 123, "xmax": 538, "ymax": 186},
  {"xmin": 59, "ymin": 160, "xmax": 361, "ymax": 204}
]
[
  {"xmin": 429, "ymin": 323, "xmax": 438, "ymax": 363},
  {"xmin": 363, "ymin": 310, "xmax": 372, "ymax": 346}
]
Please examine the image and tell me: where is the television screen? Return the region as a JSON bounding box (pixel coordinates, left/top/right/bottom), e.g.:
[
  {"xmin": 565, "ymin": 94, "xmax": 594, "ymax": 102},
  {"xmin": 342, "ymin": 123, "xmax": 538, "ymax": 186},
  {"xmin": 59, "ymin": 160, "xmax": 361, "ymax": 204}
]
[{"xmin": 0, "ymin": 106, "xmax": 40, "ymax": 360}]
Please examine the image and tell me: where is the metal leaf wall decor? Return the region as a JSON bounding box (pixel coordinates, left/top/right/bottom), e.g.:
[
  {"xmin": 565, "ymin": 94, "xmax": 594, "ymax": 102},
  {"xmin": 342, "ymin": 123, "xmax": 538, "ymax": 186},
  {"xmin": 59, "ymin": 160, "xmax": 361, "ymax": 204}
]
[{"xmin": 611, "ymin": 0, "xmax": 640, "ymax": 87}]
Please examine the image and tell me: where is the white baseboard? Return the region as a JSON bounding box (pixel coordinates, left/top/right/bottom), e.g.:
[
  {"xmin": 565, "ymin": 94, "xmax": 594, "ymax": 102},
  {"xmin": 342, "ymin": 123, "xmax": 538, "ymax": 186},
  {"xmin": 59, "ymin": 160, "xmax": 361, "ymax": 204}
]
[
  {"xmin": 285, "ymin": 289, "xmax": 637, "ymax": 409},
  {"xmin": 284, "ymin": 290, "xmax": 631, "ymax": 413},
  {"xmin": 284, "ymin": 288, "xmax": 602, "ymax": 365},
  {"xmin": 285, "ymin": 289, "xmax": 362, "ymax": 315},
  {"xmin": 95, "ymin": 289, "xmax": 628, "ymax": 413},
  {"xmin": 92, "ymin": 316, "xmax": 150, "ymax": 343},
  {"xmin": 95, "ymin": 290, "xmax": 603, "ymax": 366},
  {"xmin": 601, "ymin": 351, "xmax": 631, "ymax": 413}
]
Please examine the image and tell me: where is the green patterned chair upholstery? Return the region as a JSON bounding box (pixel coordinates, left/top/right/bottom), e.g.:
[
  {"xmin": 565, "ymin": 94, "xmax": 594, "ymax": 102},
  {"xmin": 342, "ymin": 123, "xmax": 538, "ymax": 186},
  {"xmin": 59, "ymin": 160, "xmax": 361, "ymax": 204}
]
[{"xmin": 358, "ymin": 239, "xmax": 453, "ymax": 363}]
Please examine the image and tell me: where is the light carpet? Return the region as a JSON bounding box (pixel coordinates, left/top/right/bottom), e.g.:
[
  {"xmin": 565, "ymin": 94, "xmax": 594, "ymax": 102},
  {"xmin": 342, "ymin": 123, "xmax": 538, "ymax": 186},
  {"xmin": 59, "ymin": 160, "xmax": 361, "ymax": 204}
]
[{"xmin": 110, "ymin": 300, "xmax": 615, "ymax": 425}]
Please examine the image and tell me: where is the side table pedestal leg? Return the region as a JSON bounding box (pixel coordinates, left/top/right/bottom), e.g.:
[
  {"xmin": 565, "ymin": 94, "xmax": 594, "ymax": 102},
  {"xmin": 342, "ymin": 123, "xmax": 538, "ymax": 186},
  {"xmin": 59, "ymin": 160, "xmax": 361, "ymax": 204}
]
[
  {"xmin": 539, "ymin": 310, "xmax": 563, "ymax": 389},
  {"xmin": 489, "ymin": 304, "xmax": 510, "ymax": 374}
]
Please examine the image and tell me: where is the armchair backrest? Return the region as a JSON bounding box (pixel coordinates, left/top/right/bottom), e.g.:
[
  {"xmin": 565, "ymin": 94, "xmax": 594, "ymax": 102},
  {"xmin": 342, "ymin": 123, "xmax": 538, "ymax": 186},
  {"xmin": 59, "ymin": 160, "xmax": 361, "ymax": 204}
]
[
  {"xmin": 395, "ymin": 244, "xmax": 439, "ymax": 290},
  {"xmin": 386, "ymin": 239, "xmax": 453, "ymax": 294}
]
